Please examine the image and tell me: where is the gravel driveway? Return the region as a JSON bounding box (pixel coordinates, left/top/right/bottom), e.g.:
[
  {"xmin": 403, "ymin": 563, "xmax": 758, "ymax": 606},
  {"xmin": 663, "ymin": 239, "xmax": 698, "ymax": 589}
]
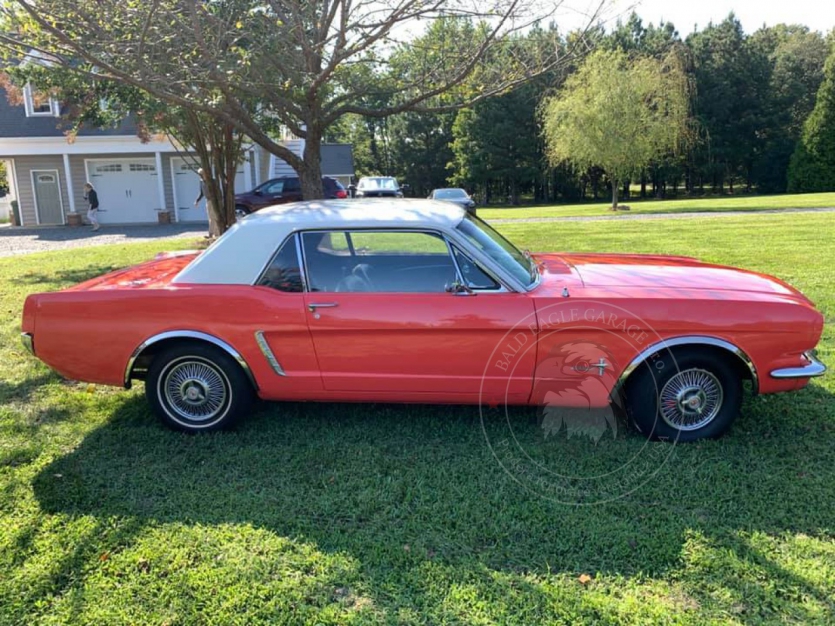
[{"xmin": 0, "ymin": 223, "xmax": 208, "ymax": 258}]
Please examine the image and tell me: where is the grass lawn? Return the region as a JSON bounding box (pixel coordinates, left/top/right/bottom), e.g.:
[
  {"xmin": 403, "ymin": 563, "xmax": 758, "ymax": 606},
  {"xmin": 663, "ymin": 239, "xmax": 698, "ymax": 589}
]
[
  {"xmin": 478, "ymin": 191, "xmax": 835, "ymax": 220},
  {"xmin": 1, "ymin": 213, "xmax": 833, "ymax": 624}
]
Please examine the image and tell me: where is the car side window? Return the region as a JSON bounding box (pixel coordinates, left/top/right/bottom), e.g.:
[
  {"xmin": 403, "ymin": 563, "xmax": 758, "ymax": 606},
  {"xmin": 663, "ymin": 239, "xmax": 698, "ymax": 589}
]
[
  {"xmin": 302, "ymin": 230, "xmax": 458, "ymax": 293},
  {"xmin": 264, "ymin": 180, "xmax": 284, "ymax": 195},
  {"xmin": 257, "ymin": 236, "xmax": 303, "ymax": 292},
  {"xmin": 284, "ymin": 178, "xmax": 301, "ymax": 192},
  {"xmin": 452, "ymin": 246, "xmax": 500, "ymax": 290}
]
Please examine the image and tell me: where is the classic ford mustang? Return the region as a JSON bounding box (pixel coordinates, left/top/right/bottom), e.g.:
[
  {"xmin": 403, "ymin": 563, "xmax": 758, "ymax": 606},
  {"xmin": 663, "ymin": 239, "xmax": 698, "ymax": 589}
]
[{"xmin": 21, "ymin": 200, "xmax": 825, "ymax": 440}]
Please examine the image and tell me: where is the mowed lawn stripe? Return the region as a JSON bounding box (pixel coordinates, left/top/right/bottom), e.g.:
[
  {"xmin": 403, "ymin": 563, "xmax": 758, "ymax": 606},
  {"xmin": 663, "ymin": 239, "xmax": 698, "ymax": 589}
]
[{"xmin": 478, "ymin": 191, "xmax": 835, "ymax": 220}]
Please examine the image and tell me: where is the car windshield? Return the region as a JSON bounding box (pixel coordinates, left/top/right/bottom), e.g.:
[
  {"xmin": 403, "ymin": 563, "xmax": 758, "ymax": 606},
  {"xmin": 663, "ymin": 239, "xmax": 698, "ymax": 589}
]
[
  {"xmin": 456, "ymin": 214, "xmax": 537, "ymax": 288},
  {"xmin": 434, "ymin": 189, "xmax": 468, "ymax": 199},
  {"xmin": 359, "ymin": 177, "xmax": 398, "ymax": 190}
]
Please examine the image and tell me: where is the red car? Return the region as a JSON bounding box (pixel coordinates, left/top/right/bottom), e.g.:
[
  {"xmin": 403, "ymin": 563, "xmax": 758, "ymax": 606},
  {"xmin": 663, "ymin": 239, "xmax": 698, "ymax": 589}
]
[
  {"xmin": 21, "ymin": 200, "xmax": 826, "ymax": 440},
  {"xmin": 234, "ymin": 176, "xmax": 347, "ymax": 215}
]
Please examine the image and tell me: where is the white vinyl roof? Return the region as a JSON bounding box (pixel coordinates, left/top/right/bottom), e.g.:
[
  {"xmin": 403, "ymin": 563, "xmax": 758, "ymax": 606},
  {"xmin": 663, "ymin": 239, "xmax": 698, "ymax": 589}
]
[{"xmin": 173, "ymin": 199, "xmax": 466, "ymax": 285}]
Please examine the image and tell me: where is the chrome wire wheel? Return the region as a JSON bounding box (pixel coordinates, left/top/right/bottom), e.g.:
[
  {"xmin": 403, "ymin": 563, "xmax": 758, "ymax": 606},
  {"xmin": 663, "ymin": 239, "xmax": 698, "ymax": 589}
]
[
  {"xmin": 659, "ymin": 368, "xmax": 724, "ymax": 431},
  {"xmin": 161, "ymin": 358, "xmax": 230, "ymax": 423}
]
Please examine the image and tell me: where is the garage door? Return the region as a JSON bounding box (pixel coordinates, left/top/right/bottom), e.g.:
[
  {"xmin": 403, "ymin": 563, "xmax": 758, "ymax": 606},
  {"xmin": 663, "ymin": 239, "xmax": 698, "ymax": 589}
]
[
  {"xmin": 172, "ymin": 158, "xmax": 246, "ymax": 223},
  {"xmin": 86, "ymin": 159, "xmax": 160, "ymax": 224}
]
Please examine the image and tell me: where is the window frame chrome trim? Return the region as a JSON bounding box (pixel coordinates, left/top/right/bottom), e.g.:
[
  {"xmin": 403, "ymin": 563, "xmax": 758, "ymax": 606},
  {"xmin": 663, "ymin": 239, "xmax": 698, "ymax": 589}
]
[
  {"xmin": 124, "ymin": 330, "xmax": 258, "ymax": 390},
  {"xmin": 252, "ymin": 231, "xmax": 306, "ymax": 293},
  {"xmin": 447, "ymin": 241, "xmax": 509, "ymax": 294},
  {"xmin": 298, "ymin": 227, "xmax": 518, "ymax": 294}
]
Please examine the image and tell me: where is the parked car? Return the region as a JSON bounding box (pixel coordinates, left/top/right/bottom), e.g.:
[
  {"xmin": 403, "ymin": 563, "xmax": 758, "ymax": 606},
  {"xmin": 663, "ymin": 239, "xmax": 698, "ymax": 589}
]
[
  {"xmin": 429, "ymin": 188, "xmax": 476, "ymax": 215},
  {"xmin": 235, "ymin": 176, "xmax": 347, "ymax": 215},
  {"xmin": 21, "ymin": 199, "xmax": 826, "ymax": 440},
  {"xmin": 353, "ymin": 176, "xmax": 405, "ymax": 198}
]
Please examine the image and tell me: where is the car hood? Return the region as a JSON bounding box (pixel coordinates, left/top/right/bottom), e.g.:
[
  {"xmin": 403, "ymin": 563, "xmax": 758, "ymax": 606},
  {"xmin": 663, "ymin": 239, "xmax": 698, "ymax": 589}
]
[{"xmin": 535, "ymin": 252, "xmax": 811, "ymax": 301}]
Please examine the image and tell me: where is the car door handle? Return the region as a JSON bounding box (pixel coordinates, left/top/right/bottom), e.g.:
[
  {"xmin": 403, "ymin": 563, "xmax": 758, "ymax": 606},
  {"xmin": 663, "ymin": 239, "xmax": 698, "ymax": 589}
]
[{"xmin": 308, "ymin": 302, "xmax": 338, "ymax": 312}]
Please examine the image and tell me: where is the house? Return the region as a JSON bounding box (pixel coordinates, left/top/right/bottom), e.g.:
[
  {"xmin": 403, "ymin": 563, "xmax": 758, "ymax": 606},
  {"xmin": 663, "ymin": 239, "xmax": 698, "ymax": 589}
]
[{"xmin": 0, "ymin": 88, "xmax": 355, "ymax": 226}]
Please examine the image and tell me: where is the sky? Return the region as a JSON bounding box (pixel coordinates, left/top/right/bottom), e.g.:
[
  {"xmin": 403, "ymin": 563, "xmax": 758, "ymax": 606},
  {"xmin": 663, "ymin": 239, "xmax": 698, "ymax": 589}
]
[{"xmin": 558, "ymin": 0, "xmax": 835, "ymax": 35}]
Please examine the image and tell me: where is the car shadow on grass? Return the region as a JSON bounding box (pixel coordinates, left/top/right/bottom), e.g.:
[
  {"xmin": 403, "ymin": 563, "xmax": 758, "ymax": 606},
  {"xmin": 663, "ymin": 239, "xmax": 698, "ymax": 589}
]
[{"xmin": 28, "ymin": 383, "xmax": 835, "ymax": 621}]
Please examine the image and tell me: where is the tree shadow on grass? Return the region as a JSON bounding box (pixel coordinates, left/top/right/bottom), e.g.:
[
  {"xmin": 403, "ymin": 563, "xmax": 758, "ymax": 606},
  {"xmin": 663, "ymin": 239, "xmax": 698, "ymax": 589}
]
[
  {"xmin": 27, "ymin": 382, "xmax": 835, "ymax": 622},
  {"xmin": 16, "ymin": 265, "xmax": 122, "ymax": 288}
]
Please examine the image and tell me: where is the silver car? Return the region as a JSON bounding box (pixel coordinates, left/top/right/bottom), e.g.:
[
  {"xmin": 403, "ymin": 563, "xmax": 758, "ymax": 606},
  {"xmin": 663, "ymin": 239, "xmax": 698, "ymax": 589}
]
[{"xmin": 428, "ymin": 188, "xmax": 476, "ymax": 215}]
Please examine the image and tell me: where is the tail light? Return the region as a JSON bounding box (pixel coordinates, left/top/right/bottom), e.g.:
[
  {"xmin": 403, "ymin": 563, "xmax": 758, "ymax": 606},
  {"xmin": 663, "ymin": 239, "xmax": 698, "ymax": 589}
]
[{"xmin": 335, "ymin": 190, "xmax": 348, "ymax": 199}]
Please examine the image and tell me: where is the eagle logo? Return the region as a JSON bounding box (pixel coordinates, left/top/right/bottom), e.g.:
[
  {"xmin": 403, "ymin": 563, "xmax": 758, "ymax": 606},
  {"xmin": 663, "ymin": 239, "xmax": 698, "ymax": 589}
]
[{"xmin": 534, "ymin": 341, "xmax": 623, "ymax": 444}]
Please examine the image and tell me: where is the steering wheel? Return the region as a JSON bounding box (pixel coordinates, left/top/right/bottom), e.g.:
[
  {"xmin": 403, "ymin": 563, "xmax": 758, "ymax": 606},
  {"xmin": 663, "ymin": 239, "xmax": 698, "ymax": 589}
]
[{"xmin": 335, "ymin": 263, "xmax": 375, "ymax": 292}]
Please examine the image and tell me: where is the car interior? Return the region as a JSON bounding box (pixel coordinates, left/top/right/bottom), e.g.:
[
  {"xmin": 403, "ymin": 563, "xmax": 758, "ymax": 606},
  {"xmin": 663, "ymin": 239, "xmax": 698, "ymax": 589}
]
[{"xmin": 301, "ymin": 230, "xmax": 498, "ymax": 293}]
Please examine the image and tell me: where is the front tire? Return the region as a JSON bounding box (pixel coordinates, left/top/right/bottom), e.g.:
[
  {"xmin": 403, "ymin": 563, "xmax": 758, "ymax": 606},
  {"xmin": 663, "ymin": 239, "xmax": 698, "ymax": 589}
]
[
  {"xmin": 624, "ymin": 349, "xmax": 742, "ymax": 442},
  {"xmin": 146, "ymin": 343, "xmax": 254, "ymax": 433}
]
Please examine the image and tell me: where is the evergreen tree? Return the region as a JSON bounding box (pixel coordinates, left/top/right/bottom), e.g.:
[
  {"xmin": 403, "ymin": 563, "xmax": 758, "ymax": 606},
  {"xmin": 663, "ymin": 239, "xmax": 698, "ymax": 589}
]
[{"xmin": 788, "ymin": 42, "xmax": 835, "ymax": 192}]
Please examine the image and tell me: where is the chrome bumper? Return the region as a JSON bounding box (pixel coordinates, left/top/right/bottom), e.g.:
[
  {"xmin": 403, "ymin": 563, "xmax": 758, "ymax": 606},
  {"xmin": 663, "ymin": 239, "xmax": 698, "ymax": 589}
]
[
  {"xmin": 770, "ymin": 352, "xmax": 826, "ymax": 379},
  {"xmin": 21, "ymin": 332, "xmax": 34, "ymax": 355}
]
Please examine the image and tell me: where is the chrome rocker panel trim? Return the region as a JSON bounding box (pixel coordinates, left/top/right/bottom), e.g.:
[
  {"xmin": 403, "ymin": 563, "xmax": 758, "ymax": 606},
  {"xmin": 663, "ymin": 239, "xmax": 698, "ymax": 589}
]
[
  {"xmin": 254, "ymin": 330, "xmax": 287, "ymax": 376},
  {"xmin": 614, "ymin": 335, "xmax": 759, "ymax": 395},
  {"xmin": 124, "ymin": 330, "xmax": 258, "ymax": 390},
  {"xmin": 21, "ymin": 332, "xmax": 34, "ymax": 355},
  {"xmin": 770, "ymin": 351, "xmax": 827, "ymax": 379}
]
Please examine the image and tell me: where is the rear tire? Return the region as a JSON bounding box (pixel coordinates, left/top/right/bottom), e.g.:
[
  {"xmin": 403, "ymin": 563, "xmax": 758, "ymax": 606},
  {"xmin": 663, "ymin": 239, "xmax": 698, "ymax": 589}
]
[
  {"xmin": 624, "ymin": 349, "xmax": 742, "ymax": 442},
  {"xmin": 235, "ymin": 205, "xmax": 250, "ymax": 218},
  {"xmin": 145, "ymin": 343, "xmax": 254, "ymax": 433}
]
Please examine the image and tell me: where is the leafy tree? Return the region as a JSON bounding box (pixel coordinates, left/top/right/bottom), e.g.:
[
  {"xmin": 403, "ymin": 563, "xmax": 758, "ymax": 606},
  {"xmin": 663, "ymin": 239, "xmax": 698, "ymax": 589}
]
[
  {"xmin": 0, "ymin": 1, "xmax": 603, "ymax": 199},
  {"xmin": 788, "ymin": 41, "xmax": 835, "ymax": 192},
  {"xmin": 541, "ymin": 49, "xmax": 692, "ymax": 209}
]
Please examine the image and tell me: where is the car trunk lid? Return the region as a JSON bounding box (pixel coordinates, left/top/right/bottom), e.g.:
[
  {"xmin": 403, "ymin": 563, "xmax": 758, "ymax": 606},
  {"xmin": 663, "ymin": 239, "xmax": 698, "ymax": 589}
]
[{"xmin": 65, "ymin": 251, "xmax": 202, "ymax": 291}]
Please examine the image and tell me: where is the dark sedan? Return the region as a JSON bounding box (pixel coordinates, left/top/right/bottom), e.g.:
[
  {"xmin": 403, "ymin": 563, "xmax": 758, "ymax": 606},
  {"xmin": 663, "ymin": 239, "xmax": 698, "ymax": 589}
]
[
  {"xmin": 235, "ymin": 176, "xmax": 347, "ymax": 215},
  {"xmin": 428, "ymin": 188, "xmax": 476, "ymax": 215}
]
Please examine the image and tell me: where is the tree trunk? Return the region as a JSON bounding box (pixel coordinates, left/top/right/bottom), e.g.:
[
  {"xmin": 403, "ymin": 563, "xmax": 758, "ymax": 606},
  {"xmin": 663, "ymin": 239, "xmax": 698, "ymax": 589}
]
[
  {"xmin": 611, "ymin": 178, "xmax": 619, "ymax": 210},
  {"xmin": 298, "ymin": 129, "xmax": 325, "ymax": 199}
]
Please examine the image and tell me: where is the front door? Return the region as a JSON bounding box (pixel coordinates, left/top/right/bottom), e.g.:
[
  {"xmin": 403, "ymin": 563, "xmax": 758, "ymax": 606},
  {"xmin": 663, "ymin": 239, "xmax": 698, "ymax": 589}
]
[
  {"xmin": 300, "ymin": 229, "xmax": 537, "ymax": 403},
  {"xmin": 32, "ymin": 170, "xmax": 64, "ymax": 225}
]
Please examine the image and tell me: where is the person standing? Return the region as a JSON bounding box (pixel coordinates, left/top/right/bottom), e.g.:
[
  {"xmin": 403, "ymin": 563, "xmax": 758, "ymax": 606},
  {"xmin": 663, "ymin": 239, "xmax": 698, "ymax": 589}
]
[{"xmin": 83, "ymin": 182, "xmax": 100, "ymax": 231}]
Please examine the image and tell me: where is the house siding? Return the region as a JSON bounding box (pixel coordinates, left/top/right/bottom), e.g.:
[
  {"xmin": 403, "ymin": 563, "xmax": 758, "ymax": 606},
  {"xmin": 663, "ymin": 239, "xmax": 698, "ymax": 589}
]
[{"xmin": 14, "ymin": 155, "xmax": 69, "ymax": 225}]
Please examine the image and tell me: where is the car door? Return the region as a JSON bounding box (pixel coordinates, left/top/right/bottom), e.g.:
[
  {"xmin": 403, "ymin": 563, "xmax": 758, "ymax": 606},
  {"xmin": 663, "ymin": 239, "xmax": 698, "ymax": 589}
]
[
  {"xmin": 254, "ymin": 179, "xmax": 285, "ymax": 209},
  {"xmin": 300, "ymin": 229, "xmax": 537, "ymax": 403},
  {"xmin": 283, "ymin": 177, "xmax": 303, "ymax": 202}
]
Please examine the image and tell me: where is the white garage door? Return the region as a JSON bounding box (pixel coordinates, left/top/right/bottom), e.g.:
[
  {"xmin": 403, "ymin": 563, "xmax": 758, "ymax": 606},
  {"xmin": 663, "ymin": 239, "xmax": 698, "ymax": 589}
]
[
  {"xmin": 172, "ymin": 158, "xmax": 246, "ymax": 223},
  {"xmin": 86, "ymin": 159, "xmax": 159, "ymax": 224}
]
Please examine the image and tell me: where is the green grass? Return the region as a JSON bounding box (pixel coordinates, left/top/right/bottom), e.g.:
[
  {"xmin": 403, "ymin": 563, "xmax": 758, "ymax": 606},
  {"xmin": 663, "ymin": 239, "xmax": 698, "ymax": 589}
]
[
  {"xmin": 1, "ymin": 214, "xmax": 834, "ymax": 624},
  {"xmin": 478, "ymin": 191, "xmax": 835, "ymax": 220}
]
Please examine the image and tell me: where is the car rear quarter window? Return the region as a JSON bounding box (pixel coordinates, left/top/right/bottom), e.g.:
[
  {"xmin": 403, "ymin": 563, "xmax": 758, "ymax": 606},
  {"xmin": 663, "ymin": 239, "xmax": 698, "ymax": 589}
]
[{"xmin": 257, "ymin": 236, "xmax": 303, "ymax": 292}]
